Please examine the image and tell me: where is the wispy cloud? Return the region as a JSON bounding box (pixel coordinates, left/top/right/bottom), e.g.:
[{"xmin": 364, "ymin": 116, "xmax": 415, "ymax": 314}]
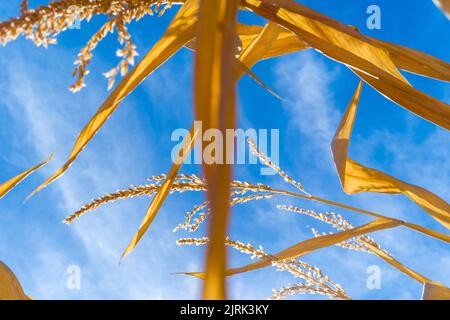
[
  {"xmin": 0, "ymin": 42, "xmax": 202, "ymax": 299},
  {"xmin": 274, "ymin": 51, "xmax": 341, "ymax": 158}
]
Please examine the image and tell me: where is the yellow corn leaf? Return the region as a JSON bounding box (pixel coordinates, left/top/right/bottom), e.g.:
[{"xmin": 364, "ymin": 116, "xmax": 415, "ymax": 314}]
[
  {"xmin": 237, "ymin": 25, "xmax": 309, "ymax": 60},
  {"xmin": 183, "ymin": 218, "xmax": 402, "ymax": 279},
  {"xmin": 369, "ymin": 243, "xmax": 448, "ymax": 292},
  {"xmin": 352, "ymin": 69, "xmax": 450, "ymax": 129},
  {"xmin": 121, "ymin": 124, "xmax": 200, "ymax": 260},
  {"xmin": 236, "ymin": 60, "xmax": 283, "ymax": 100},
  {"xmin": 181, "ymin": 220, "xmax": 450, "ymax": 289},
  {"xmin": 187, "ymin": 24, "xmax": 285, "ymax": 99},
  {"xmin": 422, "ymin": 282, "xmax": 450, "ymax": 300},
  {"xmin": 236, "ymin": 23, "xmax": 304, "ymax": 62},
  {"xmin": 236, "ymin": 22, "xmax": 285, "ymax": 99},
  {"xmin": 245, "ymin": 0, "xmax": 450, "ymax": 129},
  {"xmin": 369, "ymin": 38, "xmax": 450, "ymax": 82},
  {"xmin": 434, "ymin": 0, "xmax": 450, "ymax": 19},
  {"xmin": 365, "ymin": 242, "xmax": 430, "ymax": 284},
  {"xmin": 0, "ymin": 153, "xmax": 53, "ymax": 200},
  {"xmin": 232, "ymin": 23, "xmax": 289, "ymax": 99},
  {"xmin": 247, "ymin": 0, "xmax": 408, "ymax": 82},
  {"xmin": 402, "ymin": 222, "xmax": 450, "ymax": 243},
  {"xmin": 0, "ymin": 262, "xmax": 30, "ymax": 300},
  {"xmin": 238, "ymin": 25, "xmax": 308, "ymax": 60},
  {"xmin": 237, "ymin": 23, "xmax": 450, "ymax": 82},
  {"xmin": 195, "ymin": 0, "xmax": 239, "ymax": 300},
  {"xmin": 332, "ymin": 82, "xmax": 450, "ymax": 229},
  {"xmin": 27, "ymin": 0, "xmax": 199, "ymax": 199},
  {"xmin": 307, "ymin": 193, "xmax": 450, "ymax": 243}
]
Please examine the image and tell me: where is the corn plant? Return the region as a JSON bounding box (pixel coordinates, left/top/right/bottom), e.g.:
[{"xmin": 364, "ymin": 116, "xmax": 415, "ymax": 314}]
[{"xmin": 0, "ymin": 0, "xmax": 449, "ymax": 300}]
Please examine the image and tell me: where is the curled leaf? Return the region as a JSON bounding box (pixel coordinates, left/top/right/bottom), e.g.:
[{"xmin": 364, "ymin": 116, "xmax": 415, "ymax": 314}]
[
  {"xmin": 245, "ymin": 0, "xmax": 450, "ymax": 129},
  {"xmin": 332, "ymin": 82, "xmax": 450, "ymax": 229},
  {"xmin": 0, "ymin": 261, "xmax": 30, "ymax": 300}
]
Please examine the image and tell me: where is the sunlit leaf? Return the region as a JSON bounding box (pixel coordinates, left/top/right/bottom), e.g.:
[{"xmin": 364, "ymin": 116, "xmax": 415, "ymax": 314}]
[
  {"xmin": 0, "ymin": 262, "xmax": 30, "ymax": 300},
  {"xmin": 434, "ymin": 0, "xmax": 450, "ymax": 19},
  {"xmin": 0, "ymin": 153, "xmax": 53, "ymax": 200},
  {"xmin": 422, "ymin": 282, "xmax": 450, "ymax": 300},
  {"xmin": 183, "ymin": 218, "xmax": 402, "ymax": 278},
  {"xmin": 236, "ymin": 22, "xmax": 285, "ymax": 99},
  {"xmin": 236, "ymin": 23, "xmax": 450, "ymax": 82},
  {"xmin": 332, "ymin": 82, "xmax": 450, "ymax": 229},
  {"xmin": 194, "ymin": 0, "xmax": 239, "ymax": 300},
  {"xmin": 245, "ymin": 0, "xmax": 450, "ymax": 129},
  {"xmin": 370, "ymin": 38, "xmax": 450, "ymax": 82},
  {"xmin": 237, "ymin": 24, "xmax": 309, "ymax": 60},
  {"xmin": 121, "ymin": 124, "xmax": 200, "ymax": 260}
]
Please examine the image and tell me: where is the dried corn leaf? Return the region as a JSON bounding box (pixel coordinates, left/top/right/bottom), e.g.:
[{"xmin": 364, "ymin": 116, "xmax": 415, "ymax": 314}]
[
  {"xmin": 434, "ymin": 0, "xmax": 450, "ymax": 19},
  {"xmin": 121, "ymin": 124, "xmax": 200, "ymax": 260},
  {"xmin": 369, "ymin": 38, "xmax": 450, "ymax": 82},
  {"xmin": 187, "ymin": 24, "xmax": 285, "ymax": 98},
  {"xmin": 352, "ymin": 69, "xmax": 450, "ymax": 129},
  {"xmin": 365, "ymin": 242, "xmax": 430, "ymax": 284},
  {"xmin": 27, "ymin": 0, "xmax": 199, "ymax": 199},
  {"xmin": 236, "ymin": 60, "xmax": 282, "ymax": 99},
  {"xmin": 422, "ymin": 282, "xmax": 450, "ymax": 300},
  {"xmin": 0, "ymin": 153, "xmax": 53, "ymax": 200},
  {"xmin": 235, "ymin": 22, "xmax": 284, "ymax": 99},
  {"xmin": 332, "ymin": 82, "xmax": 450, "ymax": 229},
  {"xmin": 184, "ymin": 218, "xmax": 402, "ymax": 279},
  {"xmin": 402, "ymin": 222, "xmax": 450, "ymax": 243},
  {"xmin": 247, "ymin": 0, "xmax": 408, "ymax": 82},
  {"xmin": 369, "ymin": 244, "xmax": 449, "ymax": 292},
  {"xmin": 237, "ymin": 23, "xmax": 450, "ymax": 82},
  {"xmin": 0, "ymin": 262, "xmax": 30, "ymax": 300},
  {"xmin": 195, "ymin": 0, "xmax": 239, "ymax": 300},
  {"xmin": 237, "ymin": 24, "xmax": 309, "ymax": 59},
  {"xmin": 245, "ymin": 0, "xmax": 450, "ymax": 129}
]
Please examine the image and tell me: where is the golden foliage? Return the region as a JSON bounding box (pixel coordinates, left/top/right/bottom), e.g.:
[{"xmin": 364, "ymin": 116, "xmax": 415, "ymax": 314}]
[
  {"xmin": 194, "ymin": 0, "xmax": 239, "ymax": 299},
  {"xmin": 0, "ymin": 0, "xmax": 449, "ymax": 300},
  {"xmin": 0, "ymin": 154, "xmax": 53, "ymax": 200},
  {"xmin": 434, "ymin": 0, "xmax": 450, "ymax": 18},
  {"xmin": 332, "ymin": 82, "xmax": 450, "ymax": 229},
  {"xmin": 0, "ymin": 262, "xmax": 30, "ymax": 300}
]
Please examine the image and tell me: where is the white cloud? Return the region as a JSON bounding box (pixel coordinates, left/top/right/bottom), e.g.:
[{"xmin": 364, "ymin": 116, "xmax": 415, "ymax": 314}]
[
  {"xmin": 274, "ymin": 51, "xmax": 341, "ymax": 158},
  {"xmin": 0, "ymin": 42, "xmax": 202, "ymax": 299}
]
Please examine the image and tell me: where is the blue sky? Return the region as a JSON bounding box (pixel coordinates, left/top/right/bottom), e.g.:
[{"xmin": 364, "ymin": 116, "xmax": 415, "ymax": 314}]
[{"xmin": 0, "ymin": 0, "xmax": 449, "ymax": 300}]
